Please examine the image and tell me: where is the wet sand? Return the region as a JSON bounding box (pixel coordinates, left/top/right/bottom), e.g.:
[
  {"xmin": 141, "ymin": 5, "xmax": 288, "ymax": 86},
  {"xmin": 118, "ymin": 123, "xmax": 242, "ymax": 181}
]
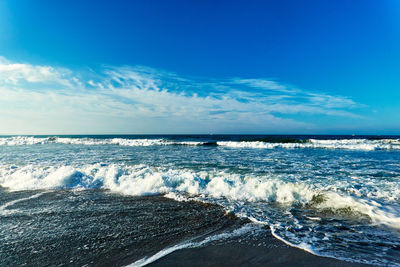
[{"xmin": 149, "ymin": 226, "xmax": 369, "ymax": 267}]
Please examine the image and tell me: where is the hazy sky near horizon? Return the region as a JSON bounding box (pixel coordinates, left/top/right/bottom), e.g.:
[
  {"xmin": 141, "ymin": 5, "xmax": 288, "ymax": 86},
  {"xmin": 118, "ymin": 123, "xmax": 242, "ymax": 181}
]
[{"xmin": 0, "ymin": 0, "xmax": 399, "ymax": 134}]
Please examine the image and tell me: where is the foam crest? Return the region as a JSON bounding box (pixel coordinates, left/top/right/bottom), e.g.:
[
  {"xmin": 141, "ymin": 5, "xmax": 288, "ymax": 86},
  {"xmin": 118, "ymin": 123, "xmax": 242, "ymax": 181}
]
[
  {"xmin": 309, "ymin": 139, "xmax": 400, "ymax": 150},
  {"xmin": 0, "ymin": 136, "xmax": 49, "ymax": 146},
  {"xmin": 0, "ymin": 164, "xmax": 314, "ymax": 203},
  {"xmin": 0, "ymin": 165, "xmax": 101, "ymax": 190},
  {"xmin": 217, "ymin": 141, "xmax": 304, "ymax": 149},
  {"xmin": 0, "ymin": 136, "xmax": 205, "ymax": 147},
  {"xmin": 56, "ymin": 137, "xmax": 166, "ymax": 146},
  {"xmin": 1, "ymin": 163, "xmax": 399, "ymax": 229},
  {"xmin": 310, "ymin": 192, "xmax": 400, "ymax": 228},
  {"xmin": 217, "ymin": 138, "xmax": 400, "ymax": 150}
]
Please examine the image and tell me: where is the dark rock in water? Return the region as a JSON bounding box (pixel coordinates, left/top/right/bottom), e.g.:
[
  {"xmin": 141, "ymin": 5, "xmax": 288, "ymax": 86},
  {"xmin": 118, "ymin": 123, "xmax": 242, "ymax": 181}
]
[{"xmin": 202, "ymin": 142, "xmax": 218, "ymax": 146}]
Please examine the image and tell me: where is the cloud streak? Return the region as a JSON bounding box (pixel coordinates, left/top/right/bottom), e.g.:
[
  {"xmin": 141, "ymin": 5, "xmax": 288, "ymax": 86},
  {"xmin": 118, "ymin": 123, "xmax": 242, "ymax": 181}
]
[{"xmin": 0, "ymin": 56, "xmax": 362, "ymax": 134}]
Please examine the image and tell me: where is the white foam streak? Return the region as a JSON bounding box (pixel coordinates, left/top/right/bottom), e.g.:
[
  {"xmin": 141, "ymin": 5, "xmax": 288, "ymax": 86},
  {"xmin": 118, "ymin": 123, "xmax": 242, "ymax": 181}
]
[
  {"xmin": 128, "ymin": 224, "xmax": 257, "ymax": 267},
  {"xmin": 0, "ymin": 192, "xmax": 45, "ymax": 215},
  {"xmin": 270, "ymin": 226, "xmax": 317, "ymax": 256}
]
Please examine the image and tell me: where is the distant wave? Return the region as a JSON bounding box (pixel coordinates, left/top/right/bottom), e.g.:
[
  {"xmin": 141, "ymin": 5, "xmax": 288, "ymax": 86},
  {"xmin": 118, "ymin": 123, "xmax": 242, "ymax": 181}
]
[
  {"xmin": 0, "ymin": 136, "xmax": 206, "ymax": 147},
  {"xmin": 1, "ymin": 163, "xmax": 399, "ymax": 229},
  {"xmin": 217, "ymin": 138, "xmax": 400, "ymax": 150},
  {"xmin": 0, "ymin": 136, "xmax": 399, "ymax": 150}
]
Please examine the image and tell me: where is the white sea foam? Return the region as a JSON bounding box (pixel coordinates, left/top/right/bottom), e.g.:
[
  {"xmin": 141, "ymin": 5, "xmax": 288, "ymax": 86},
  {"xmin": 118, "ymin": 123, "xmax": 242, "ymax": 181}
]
[
  {"xmin": 217, "ymin": 138, "xmax": 400, "ymax": 151},
  {"xmin": 0, "ymin": 136, "xmax": 205, "ymax": 147},
  {"xmin": 309, "ymin": 139, "xmax": 400, "ymax": 150},
  {"xmin": 270, "ymin": 225, "xmax": 317, "ymax": 256},
  {"xmin": 311, "ymin": 191, "xmax": 400, "ymax": 228},
  {"xmin": 1, "ymin": 163, "xmax": 399, "ymax": 229},
  {"xmin": 0, "ymin": 136, "xmax": 49, "ymax": 146}
]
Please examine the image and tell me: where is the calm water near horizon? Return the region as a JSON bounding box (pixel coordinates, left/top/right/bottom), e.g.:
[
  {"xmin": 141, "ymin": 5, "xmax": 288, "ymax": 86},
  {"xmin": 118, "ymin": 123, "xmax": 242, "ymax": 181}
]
[{"xmin": 1, "ymin": 135, "xmax": 400, "ymax": 266}]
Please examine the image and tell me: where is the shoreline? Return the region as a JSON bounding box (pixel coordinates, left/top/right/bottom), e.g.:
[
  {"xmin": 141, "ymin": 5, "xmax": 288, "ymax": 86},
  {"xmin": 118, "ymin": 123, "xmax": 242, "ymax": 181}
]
[
  {"xmin": 0, "ymin": 191, "xmax": 375, "ymax": 267},
  {"xmin": 147, "ymin": 225, "xmax": 369, "ymax": 267}
]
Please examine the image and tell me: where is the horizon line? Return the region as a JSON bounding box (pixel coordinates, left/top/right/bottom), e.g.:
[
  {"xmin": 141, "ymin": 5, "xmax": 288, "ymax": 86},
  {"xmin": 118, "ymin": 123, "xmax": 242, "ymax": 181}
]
[{"xmin": 0, "ymin": 133, "xmax": 399, "ymax": 137}]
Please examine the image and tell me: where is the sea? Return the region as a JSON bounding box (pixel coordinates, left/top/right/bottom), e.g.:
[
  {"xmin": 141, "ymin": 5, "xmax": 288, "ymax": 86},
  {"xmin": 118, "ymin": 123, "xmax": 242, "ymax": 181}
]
[{"xmin": 1, "ymin": 135, "xmax": 400, "ymax": 266}]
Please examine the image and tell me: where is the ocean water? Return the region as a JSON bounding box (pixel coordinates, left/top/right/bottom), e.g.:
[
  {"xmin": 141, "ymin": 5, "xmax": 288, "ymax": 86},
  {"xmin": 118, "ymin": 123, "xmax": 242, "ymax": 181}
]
[{"xmin": 1, "ymin": 135, "xmax": 400, "ymax": 266}]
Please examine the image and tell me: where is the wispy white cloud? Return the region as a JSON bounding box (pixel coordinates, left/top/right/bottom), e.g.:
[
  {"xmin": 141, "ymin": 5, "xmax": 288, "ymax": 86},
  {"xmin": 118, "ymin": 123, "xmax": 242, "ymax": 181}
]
[
  {"xmin": 232, "ymin": 78, "xmax": 294, "ymax": 93},
  {"xmin": 0, "ymin": 57, "xmax": 363, "ymax": 134},
  {"xmin": 0, "ymin": 56, "xmax": 75, "ymax": 88}
]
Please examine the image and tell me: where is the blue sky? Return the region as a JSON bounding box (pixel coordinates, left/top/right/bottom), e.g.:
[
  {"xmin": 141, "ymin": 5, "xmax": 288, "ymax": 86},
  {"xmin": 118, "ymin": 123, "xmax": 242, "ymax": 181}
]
[{"xmin": 0, "ymin": 0, "xmax": 399, "ymax": 134}]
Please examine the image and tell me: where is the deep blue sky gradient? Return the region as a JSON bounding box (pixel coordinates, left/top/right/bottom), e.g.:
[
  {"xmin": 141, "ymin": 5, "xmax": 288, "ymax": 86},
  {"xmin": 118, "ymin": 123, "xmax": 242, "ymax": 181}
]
[{"xmin": 0, "ymin": 0, "xmax": 399, "ymax": 134}]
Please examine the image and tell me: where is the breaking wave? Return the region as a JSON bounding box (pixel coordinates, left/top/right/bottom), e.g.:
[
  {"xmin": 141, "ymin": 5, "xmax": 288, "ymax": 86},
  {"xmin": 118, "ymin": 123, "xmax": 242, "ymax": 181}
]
[
  {"xmin": 1, "ymin": 163, "xmax": 399, "ymax": 229},
  {"xmin": 217, "ymin": 138, "xmax": 400, "ymax": 151}
]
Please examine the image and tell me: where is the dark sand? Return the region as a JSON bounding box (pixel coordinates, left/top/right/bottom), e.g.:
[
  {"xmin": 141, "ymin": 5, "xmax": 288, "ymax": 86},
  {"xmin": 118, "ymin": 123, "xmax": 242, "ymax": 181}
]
[{"xmin": 149, "ymin": 226, "xmax": 369, "ymax": 267}]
